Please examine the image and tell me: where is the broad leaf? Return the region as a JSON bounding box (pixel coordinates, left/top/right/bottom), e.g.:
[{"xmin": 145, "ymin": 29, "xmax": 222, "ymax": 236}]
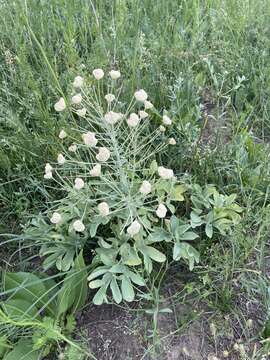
[
  {"xmin": 121, "ymin": 276, "xmax": 135, "ymax": 302},
  {"xmin": 3, "ymin": 339, "xmax": 39, "ymax": 360},
  {"xmin": 142, "ymin": 246, "xmax": 166, "ymax": 263}
]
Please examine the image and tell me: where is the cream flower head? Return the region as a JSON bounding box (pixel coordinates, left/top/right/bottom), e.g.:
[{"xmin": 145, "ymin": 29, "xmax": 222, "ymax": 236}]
[
  {"xmin": 77, "ymin": 108, "xmax": 87, "ymax": 117},
  {"xmin": 144, "ymin": 100, "xmax": 154, "ymax": 110},
  {"xmin": 96, "ymin": 147, "xmax": 110, "ymax": 162},
  {"xmin": 57, "ymin": 153, "xmax": 66, "ymax": 165},
  {"xmin": 98, "ymin": 202, "xmax": 110, "ymax": 216},
  {"xmin": 68, "ymin": 144, "xmax": 77, "ymax": 152},
  {"xmin": 105, "ymin": 93, "xmax": 115, "ymax": 103},
  {"xmin": 82, "ymin": 132, "xmax": 97, "ymax": 147},
  {"xmin": 104, "ymin": 111, "xmax": 122, "ymax": 125},
  {"xmin": 45, "ymin": 163, "xmax": 53, "ymax": 173},
  {"xmin": 73, "ymin": 219, "xmax": 85, "ymax": 232},
  {"xmin": 44, "ymin": 171, "xmax": 53, "ymax": 179},
  {"xmin": 59, "ymin": 129, "xmax": 67, "ymax": 139},
  {"xmin": 50, "ymin": 212, "xmax": 62, "ymax": 224},
  {"xmin": 71, "ymin": 93, "xmax": 82, "ymax": 105},
  {"xmin": 162, "ymin": 114, "xmax": 172, "ymax": 126},
  {"xmin": 93, "ymin": 68, "xmax": 104, "ymax": 80},
  {"xmin": 139, "ymin": 110, "xmax": 148, "ymax": 119},
  {"xmin": 74, "ymin": 177, "xmax": 85, "ymax": 190},
  {"xmin": 168, "ymin": 138, "xmax": 176, "ymax": 145},
  {"xmin": 54, "ymin": 97, "xmax": 66, "ymax": 112},
  {"xmin": 157, "ymin": 166, "xmax": 174, "ymax": 179},
  {"xmin": 159, "ymin": 125, "xmax": 166, "ymax": 132},
  {"xmin": 134, "ymin": 89, "xmax": 148, "ymax": 102},
  {"xmin": 156, "ymin": 204, "xmax": 167, "ymax": 218},
  {"xmin": 127, "ymin": 113, "xmax": 140, "ymax": 127},
  {"xmin": 139, "ymin": 180, "xmax": 152, "ymax": 195},
  {"xmin": 109, "ymin": 70, "xmax": 121, "ymax": 80},
  {"xmin": 127, "ymin": 220, "xmax": 141, "ymax": 237},
  {"xmin": 89, "ymin": 163, "xmax": 101, "ymax": 177},
  {"xmin": 73, "ymin": 75, "xmax": 84, "ymax": 88}
]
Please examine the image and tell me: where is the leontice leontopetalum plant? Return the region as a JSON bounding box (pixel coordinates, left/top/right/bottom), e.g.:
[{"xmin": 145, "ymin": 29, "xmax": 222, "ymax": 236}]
[{"xmin": 25, "ymin": 68, "xmax": 242, "ymax": 305}]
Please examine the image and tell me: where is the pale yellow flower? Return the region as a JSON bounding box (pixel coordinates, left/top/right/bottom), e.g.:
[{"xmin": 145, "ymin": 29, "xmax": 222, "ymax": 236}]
[
  {"xmin": 71, "ymin": 93, "xmax": 82, "ymax": 105},
  {"xmin": 105, "ymin": 93, "xmax": 115, "ymax": 103},
  {"xmin": 50, "ymin": 212, "xmax": 62, "ymax": 224},
  {"xmin": 139, "ymin": 180, "xmax": 152, "ymax": 195},
  {"xmin": 93, "ymin": 68, "xmax": 104, "ymax": 80},
  {"xmin": 59, "ymin": 130, "xmax": 67, "ymax": 139},
  {"xmin": 158, "ymin": 166, "xmax": 174, "ymax": 179},
  {"xmin": 139, "ymin": 110, "xmax": 148, "ymax": 119},
  {"xmin": 134, "ymin": 89, "xmax": 148, "ymax": 102},
  {"xmin": 76, "ymin": 108, "xmax": 87, "ymax": 117},
  {"xmin": 73, "ymin": 76, "xmax": 84, "ymax": 88},
  {"xmin": 74, "ymin": 177, "xmax": 85, "ymax": 190},
  {"xmin": 163, "ymin": 114, "xmax": 172, "ymax": 126},
  {"xmin": 144, "ymin": 100, "xmax": 154, "ymax": 110},
  {"xmin": 54, "ymin": 97, "xmax": 66, "ymax": 112},
  {"xmin": 159, "ymin": 125, "xmax": 166, "ymax": 132},
  {"xmin": 44, "ymin": 171, "xmax": 53, "ymax": 179},
  {"xmin": 68, "ymin": 144, "xmax": 77, "ymax": 152},
  {"xmin": 168, "ymin": 138, "xmax": 176, "ymax": 145},
  {"xmin": 82, "ymin": 132, "xmax": 97, "ymax": 147},
  {"xmin": 127, "ymin": 113, "xmax": 140, "ymax": 127},
  {"xmin": 98, "ymin": 202, "xmax": 110, "ymax": 216},
  {"xmin": 96, "ymin": 147, "xmax": 110, "ymax": 162},
  {"xmin": 57, "ymin": 153, "xmax": 66, "ymax": 165},
  {"xmin": 109, "ymin": 70, "xmax": 121, "ymax": 80},
  {"xmin": 45, "ymin": 163, "xmax": 53, "ymax": 173},
  {"xmin": 127, "ymin": 220, "xmax": 141, "ymax": 237},
  {"xmin": 89, "ymin": 164, "xmax": 101, "ymax": 177},
  {"xmin": 156, "ymin": 204, "xmax": 167, "ymax": 218},
  {"xmin": 104, "ymin": 111, "xmax": 122, "ymax": 125},
  {"xmin": 73, "ymin": 219, "xmax": 85, "ymax": 232}
]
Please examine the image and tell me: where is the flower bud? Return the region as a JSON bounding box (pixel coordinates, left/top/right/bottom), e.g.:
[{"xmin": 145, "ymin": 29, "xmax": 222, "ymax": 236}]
[
  {"xmin": 50, "ymin": 212, "xmax": 62, "ymax": 224},
  {"xmin": 73, "ymin": 219, "xmax": 85, "ymax": 232},
  {"xmin": 96, "ymin": 147, "xmax": 110, "ymax": 162},
  {"xmin": 134, "ymin": 89, "xmax": 148, "ymax": 102},
  {"xmin": 156, "ymin": 204, "xmax": 167, "ymax": 218},
  {"xmin": 93, "ymin": 68, "xmax": 104, "ymax": 80},
  {"xmin": 74, "ymin": 177, "xmax": 85, "ymax": 190},
  {"xmin": 73, "ymin": 75, "xmax": 84, "ymax": 88},
  {"xmin": 127, "ymin": 220, "xmax": 141, "ymax": 237},
  {"xmin": 54, "ymin": 97, "xmax": 66, "ymax": 112},
  {"xmin": 109, "ymin": 70, "xmax": 121, "ymax": 79},
  {"xmin": 98, "ymin": 202, "xmax": 110, "ymax": 216}
]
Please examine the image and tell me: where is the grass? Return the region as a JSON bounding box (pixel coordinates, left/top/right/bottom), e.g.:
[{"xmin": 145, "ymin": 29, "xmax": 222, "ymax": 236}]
[{"xmin": 1, "ymin": 0, "xmax": 270, "ymax": 359}]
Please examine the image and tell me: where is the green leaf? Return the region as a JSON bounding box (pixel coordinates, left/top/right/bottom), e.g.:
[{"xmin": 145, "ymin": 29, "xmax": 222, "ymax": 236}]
[
  {"xmin": 171, "ymin": 184, "xmax": 186, "ymax": 201},
  {"xmin": 190, "ymin": 211, "xmax": 204, "ymax": 228},
  {"xmin": 93, "ymin": 285, "xmax": 107, "ymax": 305},
  {"xmin": 179, "ymin": 231, "xmax": 199, "ymax": 241},
  {"xmin": 121, "ymin": 277, "xmax": 135, "ymax": 302},
  {"xmin": 110, "ymin": 277, "xmax": 122, "ymax": 304},
  {"xmin": 123, "ymin": 247, "xmax": 142, "ymax": 266},
  {"xmin": 142, "ymin": 246, "xmax": 166, "ymax": 263},
  {"xmin": 2, "ymin": 299, "xmax": 40, "ymax": 321},
  {"xmin": 128, "ymin": 271, "xmax": 145, "ymax": 286},
  {"xmin": 3, "ymin": 339, "xmax": 39, "ymax": 360},
  {"xmin": 57, "ymin": 251, "xmax": 88, "ymax": 315},
  {"xmin": 3, "ymin": 272, "xmax": 54, "ymax": 316},
  {"xmin": 148, "ymin": 228, "xmax": 172, "ymax": 243},
  {"xmin": 87, "ymin": 267, "xmax": 108, "ymax": 281},
  {"xmin": 0, "ymin": 336, "xmax": 9, "ymax": 357},
  {"xmin": 89, "ymin": 280, "xmax": 104, "ymax": 289},
  {"xmin": 71, "ymin": 251, "xmax": 88, "ymax": 312}
]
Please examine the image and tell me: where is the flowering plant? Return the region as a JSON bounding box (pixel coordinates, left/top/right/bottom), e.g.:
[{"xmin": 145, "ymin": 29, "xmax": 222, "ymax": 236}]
[{"xmin": 25, "ymin": 69, "xmax": 242, "ymax": 305}]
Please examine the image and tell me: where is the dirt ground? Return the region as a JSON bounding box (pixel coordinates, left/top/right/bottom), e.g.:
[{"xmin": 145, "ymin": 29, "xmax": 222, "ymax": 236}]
[{"xmin": 76, "ymin": 274, "xmax": 264, "ymax": 360}]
